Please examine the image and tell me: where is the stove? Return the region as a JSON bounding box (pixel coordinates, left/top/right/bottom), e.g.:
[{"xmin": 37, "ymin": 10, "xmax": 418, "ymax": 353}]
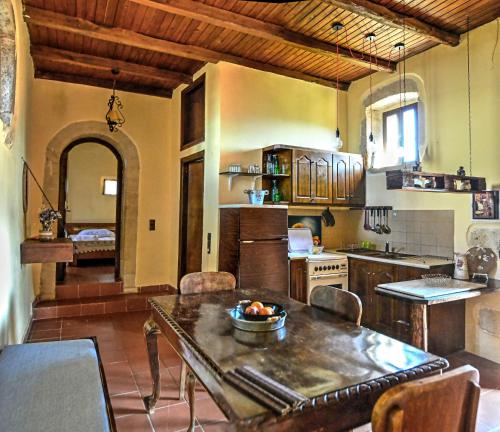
[{"xmin": 288, "ymin": 229, "xmax": 349, "ymax": 304}]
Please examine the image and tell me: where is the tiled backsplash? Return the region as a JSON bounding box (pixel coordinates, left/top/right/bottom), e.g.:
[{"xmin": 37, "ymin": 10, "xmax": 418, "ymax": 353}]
[{"xmin": 388, "ymin": 210, "xmax": 454, "ymax": 258}]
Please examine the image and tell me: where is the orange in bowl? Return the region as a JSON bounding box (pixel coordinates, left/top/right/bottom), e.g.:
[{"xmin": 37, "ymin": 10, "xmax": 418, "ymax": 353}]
[
  {"xmin": 250, "ymin": 301, "xmax": 264, "ymax": 310},
  {"xmin": 259, "ymin": 306, "xmax": 274, "ymax": 316}
]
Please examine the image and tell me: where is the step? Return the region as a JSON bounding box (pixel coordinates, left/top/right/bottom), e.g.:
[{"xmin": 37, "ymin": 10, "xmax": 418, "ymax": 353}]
[
  {"xmin": 55, "ymin": 281, "xmax": 123, "ymax": 300},
  {"xmin": 33, "ymin": 286, "xmax": 176, "ymax": 320}
]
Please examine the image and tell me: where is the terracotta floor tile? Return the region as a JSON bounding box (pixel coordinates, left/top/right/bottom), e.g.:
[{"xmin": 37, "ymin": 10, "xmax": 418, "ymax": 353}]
[
  {"xmin": 57, "ymin": 304, "xmax": 82, "ymax": 318},
  {"xmin": 115, "ymin": 414, "xmax": 154, "ymax": 432},
  {"xmin": 105, "ymin": 362, "xmax": 139, "ymax": 396},
  {"xmin": 202, "ymin": 422, "xmax": 230, "ymax": 432},
  {"xmin": 111, "ymin": 391, "xmax": 148, "ymax": 418},
  {"xmin": 56, "ymin": 284, "xmax": 79, "ymax": 299},
  {"xmin": 101, "ymin": 347, "xmax": 129, "ymax": 364},
  {"xmin": 134, "ymin": 368, "xmax": 184, "ymax": 409},
  {"xmin": 28, "ymin": 328, "xmax": 61, "ymax": 341},
  {"xmin": 81, "ymin": 302, "xmax": 106, "ymax": 316},
  {"xmin": 149, "ymin": 401, "xmax": 196, "ymax": 432},
  {"xmin": 31, "ymin": 319, "xmax": 62, "ymax": 331},
  {"xmin": 192, "ymin": 397, "xmax": 227, "ymax": 427}
]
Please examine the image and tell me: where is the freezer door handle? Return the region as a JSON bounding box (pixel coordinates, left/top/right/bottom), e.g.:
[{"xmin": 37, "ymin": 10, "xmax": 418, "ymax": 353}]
[{"xmin": 241, "ymin": 240, "xmax": 255, "ymax": 244}]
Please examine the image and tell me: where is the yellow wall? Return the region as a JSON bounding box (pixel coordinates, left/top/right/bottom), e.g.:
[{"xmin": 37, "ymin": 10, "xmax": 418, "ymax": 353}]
[
  {"xmin": 66, "ymin": 142, "xmax": 117, "ymax": 223},
  {"xmin": 27, "ymin": 80, "xmax": 178, "ymax": 289},
  {"xmin": 0, "ymin": 0, "xmax": 34, "ymax": 346},
  {"xmin": 347, "ymin": 21, "xmax": 500, "ymax": 362}
]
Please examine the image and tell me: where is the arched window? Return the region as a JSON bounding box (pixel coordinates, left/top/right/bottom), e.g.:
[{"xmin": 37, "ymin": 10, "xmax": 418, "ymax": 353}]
[
  {"xmin": 0, "ymin": 0, "xmax": 16, "ymax": 147},
  {"xmin": 360, "ymin": 78, "xmax": 426, "ymax": 171}
]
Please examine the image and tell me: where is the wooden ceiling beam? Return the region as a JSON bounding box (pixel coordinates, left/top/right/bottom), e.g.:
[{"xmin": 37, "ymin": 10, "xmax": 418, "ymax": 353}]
[
  {"xmin": 34, "ymin": 69, "xmax": 173, "ymax": 98},
  {"xmin": 322, "ymin": 0, "xmax": 459, "ymax": 46},
  {"xmin": 32, "ymin": 45, "xmax": 193, "ymax": 84},
  {"xmin": 128, "ymin": 0, "xmax": 394, "ymax": 73},
  {"xmin": 24, "ymin": 6, "xmax": 349, "ymax": 90}
]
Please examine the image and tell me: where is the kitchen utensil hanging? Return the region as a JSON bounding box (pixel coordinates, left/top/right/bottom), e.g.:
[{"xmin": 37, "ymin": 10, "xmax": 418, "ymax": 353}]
[{"xmin": 363, "ymin": 207, "xmax": 392, "ymax": 234}]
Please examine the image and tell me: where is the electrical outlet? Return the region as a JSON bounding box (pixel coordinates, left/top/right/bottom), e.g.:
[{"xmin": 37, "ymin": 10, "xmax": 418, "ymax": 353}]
[{"xmin": 149, "ymin": 219, "xmax": 156, "ymax": 231}]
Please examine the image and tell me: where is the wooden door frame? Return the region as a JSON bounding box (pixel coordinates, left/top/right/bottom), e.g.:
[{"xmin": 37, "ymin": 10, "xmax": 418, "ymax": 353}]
[
  {"xmin": 178, "ymin": 150, "xmax": 205, "ymax": 285},
  {"xmin": 58, "ymin": 138, "xmax": 124, "ymax": 281}
]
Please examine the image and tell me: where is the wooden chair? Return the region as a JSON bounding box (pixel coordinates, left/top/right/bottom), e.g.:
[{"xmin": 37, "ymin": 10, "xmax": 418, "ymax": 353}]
[
  {"xmin": 309, "ymin": 286, "xmax": 362, "ymax": 326},
  {"xmin": 178, "ymin": 271, "xmax": 236, "ymax": 431},
  {"xmin": 372, "ymin": 365, "xmax": 480, "ymax": 432}
]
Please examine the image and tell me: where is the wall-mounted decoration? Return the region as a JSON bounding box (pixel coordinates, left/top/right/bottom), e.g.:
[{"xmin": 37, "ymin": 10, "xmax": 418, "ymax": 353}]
[
  {"xmin": 0, "ymin": 0, "xmax": 17, "ymax": 148},
  {"xmin": 472, "ymin": 191, "xmax": 499, "ymax": 220}
]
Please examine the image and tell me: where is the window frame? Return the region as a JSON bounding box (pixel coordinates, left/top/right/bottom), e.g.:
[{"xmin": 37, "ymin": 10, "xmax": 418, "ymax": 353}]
[{"xmin": 382, "ymin": 102, "xmax": 419, "ymax": 167}]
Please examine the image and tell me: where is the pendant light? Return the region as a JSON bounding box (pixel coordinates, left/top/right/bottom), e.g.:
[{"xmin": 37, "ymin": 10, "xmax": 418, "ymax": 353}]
[
  {"xmin": 106, "ymin": 68, "xmax": 125, "ymax": 132},
  {"xmin": 466, "ymin": 16, "xmax": 473, "ymax": 176},
  {"xmin": 366, "ymin": 32, "xmax": 376, "ymax": 145},
  {"xmin": 332, "ymin": 22, "xmax": 344, "ymax": 150}
]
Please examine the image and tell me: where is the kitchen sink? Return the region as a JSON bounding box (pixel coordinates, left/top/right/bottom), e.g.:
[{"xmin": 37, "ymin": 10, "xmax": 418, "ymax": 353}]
[{"xmin": 337, "ymin": 249, "xmax": 419, "ymax": 260}]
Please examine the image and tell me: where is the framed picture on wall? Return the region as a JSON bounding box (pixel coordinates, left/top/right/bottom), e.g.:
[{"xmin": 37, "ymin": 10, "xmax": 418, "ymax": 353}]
[{"xmin": 472, "ymin": 191, "xmax": 499, "ymax": 220}]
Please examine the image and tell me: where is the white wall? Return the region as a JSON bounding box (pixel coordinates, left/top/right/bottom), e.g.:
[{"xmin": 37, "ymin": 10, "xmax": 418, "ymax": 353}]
[{"xmin": 66, "ymin": 143, "xmax": 117, "ymax": 223}]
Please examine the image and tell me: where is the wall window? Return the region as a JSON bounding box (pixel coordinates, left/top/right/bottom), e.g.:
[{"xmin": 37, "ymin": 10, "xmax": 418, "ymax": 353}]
[
  {"xmin": 102, "ymin": 178, "xmax": 118, "ymax": 196},
  {"xmin": 366, "ymin": 91, "xmax": 420, "ymax": 170},
  {"xmin": 382, "ymin": 103, "xmax": 418, "ymax": 165}
]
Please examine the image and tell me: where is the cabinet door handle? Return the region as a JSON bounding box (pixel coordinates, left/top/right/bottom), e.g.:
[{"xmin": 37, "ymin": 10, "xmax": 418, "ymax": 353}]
[
  {"xmin": 394, "ymin": 320, "xmax": 410, "ymax": 327},
  {"xmin": 241, "ymin": 240, "xmax": 255, "ymax": 244}
]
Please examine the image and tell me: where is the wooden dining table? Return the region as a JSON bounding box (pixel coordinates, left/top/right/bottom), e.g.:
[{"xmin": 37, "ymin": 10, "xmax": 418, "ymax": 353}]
[{"xmin": 142, "ymin": 288, "xmax": 448, "ymax": 431}]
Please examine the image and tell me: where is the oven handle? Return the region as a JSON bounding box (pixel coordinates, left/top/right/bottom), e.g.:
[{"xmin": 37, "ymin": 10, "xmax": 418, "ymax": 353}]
[{"xmin": 311, "ymin": 273, "xmax": 348, "ymax": 280}]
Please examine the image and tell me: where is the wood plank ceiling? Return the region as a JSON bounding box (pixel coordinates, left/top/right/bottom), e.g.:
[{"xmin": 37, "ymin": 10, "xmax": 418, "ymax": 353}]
[{"xmin": 22, "ymin": 0, "xmax": 500, "ymax": 98}]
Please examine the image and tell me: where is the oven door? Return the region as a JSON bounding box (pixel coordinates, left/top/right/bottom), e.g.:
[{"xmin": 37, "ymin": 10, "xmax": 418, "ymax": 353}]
[{"xmin": 307, "ymin": 273, "xmax": 348, "ymax": 305}]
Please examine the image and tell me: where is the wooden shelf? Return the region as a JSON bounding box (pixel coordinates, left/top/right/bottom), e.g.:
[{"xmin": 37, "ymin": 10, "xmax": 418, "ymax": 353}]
[
  {"xmin": 386, "ymin": 170, "xmax": 486, "ymax": 193},
  {"xmin": 21, "ymin": 238, "xmax": 73, "ymax": 264},
  {"xmin": 219, "ymin": 172, "xmax": 264, "ymax": 191},
  {"xmin": 262, "ymin": 173, "xmax": 290, "ymax": 178}
]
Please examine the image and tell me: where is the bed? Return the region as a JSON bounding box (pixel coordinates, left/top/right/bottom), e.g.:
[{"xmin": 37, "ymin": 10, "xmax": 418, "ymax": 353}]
[{"xmin": 66, "ymin": 223, "xmax": 116, "ymax": 265}]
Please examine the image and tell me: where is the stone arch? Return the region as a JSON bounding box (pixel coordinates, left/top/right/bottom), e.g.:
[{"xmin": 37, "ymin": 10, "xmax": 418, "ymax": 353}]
[
  {"xmin": 40, "ymin": 121, "xmax": 140, "ymax": 299},
  {"xmin": 0, "ymin": 0, "xmax": 17, "ymax": 147},
  {"xmin": 358, "ymin": 73, "xmax": 428, "ymax": 166}
]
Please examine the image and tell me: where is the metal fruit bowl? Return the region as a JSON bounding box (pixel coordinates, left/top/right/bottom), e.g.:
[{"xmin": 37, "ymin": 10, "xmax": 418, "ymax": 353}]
[
  {"xmin": 421, "ymin": 274, "xmax": 452, "ymax": 287},
  {"xmin": 236, "ymin": 301, "xmax": 285, "ymax": 322}
]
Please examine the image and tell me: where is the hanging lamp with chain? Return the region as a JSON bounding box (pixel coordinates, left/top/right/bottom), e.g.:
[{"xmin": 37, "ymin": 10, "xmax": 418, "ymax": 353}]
[
  {"xmin": 106, "ymin": 68, "xmax": 126, "ymax": 132},
  {"xmin": 332, "ymin": 22, "xmax": 344, "ymax": 150}
]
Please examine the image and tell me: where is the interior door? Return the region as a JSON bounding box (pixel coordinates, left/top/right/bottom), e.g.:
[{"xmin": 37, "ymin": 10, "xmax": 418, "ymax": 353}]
[
  {"xmin": 349, "ymin": 154, "xmax": 365, "ymax": 207},
  {"xmin": 332, "ymin": 153, "xmax": 350, "ymax": 205},
  {"xmin": 179, "ymin": 152, "xmax": 204, "ymax": 281},
  {"xmin": 312, "ymin": 153, "xmax": 333, "ymax": 204}
]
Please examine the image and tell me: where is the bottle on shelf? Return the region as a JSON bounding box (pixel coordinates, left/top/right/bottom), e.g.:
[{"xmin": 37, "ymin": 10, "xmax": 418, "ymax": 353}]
[
  {"xmin": 266, "ymin": 154, "xmax": 274, "ymax": 174},
  {"xmin": 273, "ymin": 155, "xmax": 280, "ymax": 175},
  {"xmin": 271, "ymin": 180, "xmax": 281, "ymax": 203}
]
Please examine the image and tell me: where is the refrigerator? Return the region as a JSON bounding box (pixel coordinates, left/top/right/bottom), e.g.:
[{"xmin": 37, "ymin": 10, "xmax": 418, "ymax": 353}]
[{"xmin": 218, "ymin": 206, "xmax": 289, "ymax": 294}]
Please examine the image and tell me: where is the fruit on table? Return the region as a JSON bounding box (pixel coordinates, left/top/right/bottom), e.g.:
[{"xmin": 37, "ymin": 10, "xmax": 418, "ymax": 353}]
[
  {"xmin": 250, "ymin": 301, "xmax": 264, "ymax": 310},
  {"xmin": 245, "ymin": 305, "xmax": 260, "ymax": 315},
  {"xmin": 259, "ymin": 306, "xmax": 274, "ymax": 316}
]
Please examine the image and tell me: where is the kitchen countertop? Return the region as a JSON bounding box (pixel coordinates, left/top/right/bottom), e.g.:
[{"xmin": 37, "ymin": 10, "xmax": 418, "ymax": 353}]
[
  {"xmin": 288, "ymin": 251, "xmax": 346, "ymax": 261},
  {"xmin": 219, "ymin": 204, "xmax": 288, "ymax": 209},
  {"xmin": 326, "ymin": 249, "xmax": 454, "ymax": 269},
  {"xmin": 375, "ymin": 278, "xmax": 500, "ymax": 305}
]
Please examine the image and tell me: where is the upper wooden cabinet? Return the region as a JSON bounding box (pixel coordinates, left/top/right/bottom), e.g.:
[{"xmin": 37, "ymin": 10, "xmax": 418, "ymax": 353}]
[
  {"xmin": 333, "ymin": 153, "xmax": 365, "ymax": 207},
  {"xmin": 262, "ymin": 145, "xmax": 365, "ymax": 207},
  {"xmin": 292, "ymin": 150, "xmax": 333, "ymax": 205}
]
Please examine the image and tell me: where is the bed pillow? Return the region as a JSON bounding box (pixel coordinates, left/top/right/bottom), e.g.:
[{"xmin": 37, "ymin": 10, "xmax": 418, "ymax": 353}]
[{"xmin": 78, "ymin": 229, "xmax": 115, "ymax": 238}]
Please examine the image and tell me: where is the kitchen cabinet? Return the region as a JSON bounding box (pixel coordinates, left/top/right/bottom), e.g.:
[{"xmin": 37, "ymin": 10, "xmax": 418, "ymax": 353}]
[
  {"xmin": 289, "ymin": 258, "xmax": 308, "ymax": 303},
  {"xmin": 261, "ymin": 145, "xmax": 364, "ymax": 207},
  {"xmin": 292, "ymin": 150, "xmax": 333, "ymax": 205},
  {"xmin": 333, "ymin": 153, "xmax": 365, "ymax": 207},
  {"xmin": 218, "ymin": 207, "xmax": 289, "ymax": 294},
  {"xmin": 348, "ymin": 257, "xmax": 456, "ymax": 354}
]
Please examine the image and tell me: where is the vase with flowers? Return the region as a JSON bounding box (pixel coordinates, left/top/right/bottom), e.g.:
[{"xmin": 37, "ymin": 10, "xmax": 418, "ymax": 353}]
[{"xmin": 38, "ymin": 207, "xmax": 62, "ymax": 240}]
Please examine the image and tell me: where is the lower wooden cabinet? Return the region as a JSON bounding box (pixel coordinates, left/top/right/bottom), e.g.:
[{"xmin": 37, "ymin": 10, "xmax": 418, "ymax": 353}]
[
  {"xmin": 348, "ymin": 258, "xmax": 458, "ymax": 355},
  {"xmin": 289, "ymin": 259, "xmax": 308, "ymax": 303}
]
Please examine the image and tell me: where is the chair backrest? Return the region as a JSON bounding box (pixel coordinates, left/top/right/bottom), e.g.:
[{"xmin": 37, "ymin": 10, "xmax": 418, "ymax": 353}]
[
  {"xmin": 372, "ymin": 365, "xmax": 480, "ymax": 432},
  {"xmin": 309, "ymin": 286, "xmax": 362, "ymax": 326},
  {"xmin": 179, "ymin": 271, "xmax": 236, "ymax": 295}
]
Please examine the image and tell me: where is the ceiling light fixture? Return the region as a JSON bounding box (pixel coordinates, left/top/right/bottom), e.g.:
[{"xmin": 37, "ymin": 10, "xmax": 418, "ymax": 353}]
[
  {"xmin": 366, "ymin": 32, "xmax": 376, "ymax": 145},
  {"xmin": 106, "ymin": 68, "xmax": 125, "ymax": 132},
  {"xmin": 332, "ymin": 21, "xmax": 344, "ymax": 150}
]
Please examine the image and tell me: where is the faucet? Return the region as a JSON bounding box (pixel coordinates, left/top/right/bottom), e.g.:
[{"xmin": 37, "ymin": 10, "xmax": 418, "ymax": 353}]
[{"xmin": 385, "ymin": 242, "xmax": 390, "ymax": 254}]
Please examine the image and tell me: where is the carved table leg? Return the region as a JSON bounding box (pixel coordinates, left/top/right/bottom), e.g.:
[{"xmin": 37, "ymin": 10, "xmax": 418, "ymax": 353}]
[
  {"xmin": 410, "ymin": 303, "xmax": 428, "ymax": 351},
  {"xmin": 143, "ymin": 316, "xmax": 162, "ymax": 414},
  {"xmin": 179, "ymin": 360, "xmax": 187, "ymax": 400},
  {"xmin": 186, "ymin": 369, "xmax": 197, "ymax": 432}
]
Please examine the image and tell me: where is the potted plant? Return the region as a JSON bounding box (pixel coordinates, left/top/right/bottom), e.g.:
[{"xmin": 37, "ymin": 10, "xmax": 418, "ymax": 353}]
[{"xmin": 38, "ymin": 207, "xmax": 61, "ymax": 240}]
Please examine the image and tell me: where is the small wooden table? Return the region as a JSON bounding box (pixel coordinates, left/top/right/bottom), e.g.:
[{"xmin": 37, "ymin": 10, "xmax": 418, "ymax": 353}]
[{"xmin": 143, "ymin": 289, "xmax": 447, "ymax": 431}]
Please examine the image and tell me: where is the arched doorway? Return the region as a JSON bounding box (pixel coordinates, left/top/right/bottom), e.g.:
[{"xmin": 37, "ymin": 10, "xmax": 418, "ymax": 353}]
[
  {"xmin": 39, "ymin": 121, "xmax": 139, "ymax": 300},
  {"xmin": 57, "ymin": 138, "xmax": 124, "ymax": 283}
]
